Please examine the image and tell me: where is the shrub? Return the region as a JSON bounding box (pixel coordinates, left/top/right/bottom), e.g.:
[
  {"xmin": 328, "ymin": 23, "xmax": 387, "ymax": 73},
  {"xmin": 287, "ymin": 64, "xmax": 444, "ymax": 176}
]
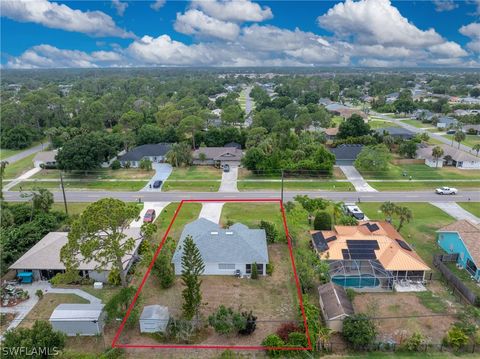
[
  {"xmin": 266, "ymin": 263, "xmax": 274, "ymax": 276},
  {"xmin": 287, "ymin": 332, "xmax": 308, "ymax": 347},
  {"xmin": 99, "ymin": 348, "xmax": 125, "ymax": 359},
  {"xmin": 251, "ymin": 262, "xmax": 259, "ymax": 279},
  {"xmin": 139, "ymin": 158, "xmax": 153, "ymax": 171},
  {"xmin": 401, "ymin": 331, "xmax": 425, "ymax": 352},
  {"xmin": 276, "ymin": 322, "xmax": 301, "ymax": 342},
  {"xmin": 262, "ymin": 334, "xmax": 285, "ymax": 357},
  {"xmin": 108, "ymin": 269, "xmax": 121, "ymax": 286},
  {"xmin": 238, "ymin": 310, "xmax": 257, "ymax": 335},
  {"xmin": 338, "ymin": 215, "xmax": 358, "ymax": 226},
  {"xmin": 342, "ymin": 314, "xmax": 377, "ymax": 348},
  {"xmin": 110, "ymin": 160, "xmax": 121, "ymax": 170},
  {"xmin": 35, "ymin": 289, "xmax": 43, "ymax": 299},
  {"xmin": 166, "ymin": 318, "xmax": 196, "ymax": 343},
  {"xmin": 105, "ymin": 287, "xmax": 141, "ymax": 328},
  {"xmin": 208, "ymin": 306, "xmax": 247, "ymax": 335},
  {"xmin": 50, "ymin": 270, "xmax": 90, "ymax": 285},
  {"xmin": 313, "ymin": 211, "xmax": 332, "ymax": 230},
  {"xmin": 152, "ymin": 243, "xmax": 175, "ymax": 289},
  {"xmin": 444, "ymin": 325, "xmax": 469, "ymax": 350},
  {"xmin": 260, "ymin": 220, "xmax": 279, "ymax": 243},
  {"xmin": 345, "ymin": 288, "xmax": 356, "ymax": 302}
]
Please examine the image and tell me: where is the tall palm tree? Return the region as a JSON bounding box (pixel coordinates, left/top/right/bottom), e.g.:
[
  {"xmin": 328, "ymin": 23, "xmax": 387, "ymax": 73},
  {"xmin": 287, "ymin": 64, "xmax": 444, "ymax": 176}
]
[
  {"xmin": 431, "ymin": 146, "xmax": 444, "ymax": 168},
  {"xmin": 395, "ymin": 206, "xmax": 413, "ymax": 232},
  {"xmin": 453, "ymin": 130, "xmax": 466, "ymax": 149},
  {"xmin": 380, "ymin": 201, "xmax": 396, "ymax": 223}
]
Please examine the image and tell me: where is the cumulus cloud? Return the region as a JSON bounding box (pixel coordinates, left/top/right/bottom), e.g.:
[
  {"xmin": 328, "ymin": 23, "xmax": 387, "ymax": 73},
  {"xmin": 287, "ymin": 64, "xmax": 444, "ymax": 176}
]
[
  {"xmin": 191, "ymin": 0, "xmax": 272, "ymax": 22},
  {"xmin": 432, "ymin": 0, "xmax": 458, "ymax": 12},
  {"xmin": 174, "ymin": 9, "xmax": 240, "ymax": 41},
  {"xmin": 150, "ymin": 0, "xmax": 166, "ymax": 11},
  {"xmin": 112, "ymin": 0, "xmax": 128, "ymax": 16},
  {"xmin": 1, "ymin": 0, "xmax": 135, "ymax": 38},
  {"xmin": 428, "ymin": 41, "xmax": 468, "ymax": 57},
  {"xmin": 460, "ymin": 22, "xmax": 480, "ymax": 52},
  {"xmin": 318, "ymin": 0, "xmax": 444, "ymax": 48}
]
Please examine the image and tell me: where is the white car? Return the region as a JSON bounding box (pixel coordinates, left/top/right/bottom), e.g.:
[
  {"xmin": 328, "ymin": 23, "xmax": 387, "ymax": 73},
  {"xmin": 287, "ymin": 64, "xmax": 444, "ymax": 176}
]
[
  {"xmin": 435, "ymin": 187, "xmax": 458, "ymax": 195},
  {"xmin": 343, "ymin": 203, "xmax": 365, "ymax": 220}
]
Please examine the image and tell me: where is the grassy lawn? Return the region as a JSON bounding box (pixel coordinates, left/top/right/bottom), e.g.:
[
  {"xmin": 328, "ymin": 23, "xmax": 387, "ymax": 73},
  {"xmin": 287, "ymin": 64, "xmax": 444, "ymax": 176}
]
[
  {"xmin": 445, "ymin": 262, "xmax": 480, "ymax": 298},
  {"xmin": 168, "ymin": 166, "xmax": 221, "ymax": 180},
  {"xmin": 369, "ymin": 181, "xmax": 480, "ymax": 191},
  {"xmin": 220, "ymin": 202, "xmax": 284, "ymax": 229},
  {"xmin": 360, "ymin": 163, "xmax": 480, "ymax": 180},
  {"xmin": 457, "ymin": 202, "xmax": 480, "ymax": 217},
  {"xmin": 0, "ymin": 140, "xmax": 47, "ymax": 160},
  {"xmin": 442, "ymin": 134, "xmax": 480, "ymax": 148},
  {"xmin": 12, "ymin": 180, "xmax": 148, "ymax": 191},
  {"xmin": 238, "ymin": 166, "xmax": 346, "ymax": 180},
  {"xmin": 52, "ymin": 202, "xmax": 90, "ymax": 215},
  {"xmin": 3, "ymin": 153, "xmax": 35, "ymax": 179},
  {"xmin": 154, "ymin": 202, "xmax": 202, "ymax": 244},
  {"xmin": 162, "ymin": 180, "xmax": 220, "ymax": 192},
  {"xmin": 368, "ymin": 119, "xmax": 401, "ymax": 129},
  {"xmin": 332, "ymin": 115, "xmax": 344, "ymax": 126},
  {"xmin": 32, "ymin": 168, "xmax": 154, "ymax": 180},
  {"xmin": 19, "ymin": 293, "xmax": 89, "ymax": 329},
  {"xmin": 400, "ymin": 119, "xmax": 434, "ymax": 129},
  {"xmin": 237, "ymin": 180, "xmax": 354, "ymax": 191},
  {"xmin": 358, "ymin": 203, "xmax": 455, "ymax": 266}
]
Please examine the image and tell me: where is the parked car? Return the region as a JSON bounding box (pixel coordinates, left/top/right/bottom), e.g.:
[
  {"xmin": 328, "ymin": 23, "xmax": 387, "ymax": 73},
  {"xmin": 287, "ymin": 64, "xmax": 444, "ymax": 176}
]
[
  {"xmin": 343, "ymin": 203, "xmax": 365, "ymax": 220},
  {"xmin": 435, "ymin": 186, "xmax": 458, "ymax": 195},
  {"xmin": 143, "ymin": 209, "xmax": 156, "ymax": 223},
  {"xmin": 446, "ymin": 130, "xmax": 456, "ymax": 135},
  {"xmin": 223, "ymin": 164, "xmax": 230, "ymax": 173},
  {"xmin": 152, "ymin": 180, "xmax": 163, "ymax": 188}
]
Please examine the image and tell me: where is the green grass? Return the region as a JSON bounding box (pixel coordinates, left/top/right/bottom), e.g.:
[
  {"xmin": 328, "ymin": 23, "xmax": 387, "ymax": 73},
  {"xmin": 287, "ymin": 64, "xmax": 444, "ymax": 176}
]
[
  {"xmin": 3, "ymin": 153, "xmax": 35, "ymax": 179},
  {"xmin": 332, "ymin": 115, "xmax": 344, "ymax": 126},
  {"xmin": 168, "ymin": 166, "xmax": 222, "ymax": 180},
  {"xmin": 369, "ymin": 181, "xmax": 480, "ymax": 191},
  {"xmin": 220, "ymin": 202, "xmax": 285, "ymax": 230},
  {"xmin": 415, "ymin": 291, "xmax": 447, "ymax": 313},
  {"xmin": 457, "ymin": 202, "xmax": 480, "ymax": 217},
  {"xmin": 400, "ymin": 119, "xmax": 434, "ymax": 129},
  {"xmin": 12, "ymin": 180, "xmax": 148, "ymax": 191},
  {"xmin": 52, "ymin": 202, "xmax": 90, "ymax": 215},
  {"xmin": 162, "ymin": 180, "xmax": 220, "ymax": 192},
  {"xmin": 358, "ymin": 202, "xmax": 455, "ymax": 266},
  {"xmin": 368, "ymin": 119, "xmax": 401, "ymax": 129},
  {"xmin": 32, "ymin": 168, "xmax": 154, "ymax": 180},
  {"xmin": 156, "ymin": 202, "xmax": 202, "ymax": 244},
  {"xmin": 360, "ymin": 163, "xmax": 480, "ymax": 180},
  {"xmin": 237, "ymin": 180, "xmax": 354, "ymax": 191},
  {"xmin": 445, "ymin": 262, "xmax": 480, "ymax": 298},
  {"xmin": 442, "ymin": 134, "xmax": 480, "ymax": 149},
  {"xmin": 0, "ymin": 140, "xmax": 47, "ymax": 160}
]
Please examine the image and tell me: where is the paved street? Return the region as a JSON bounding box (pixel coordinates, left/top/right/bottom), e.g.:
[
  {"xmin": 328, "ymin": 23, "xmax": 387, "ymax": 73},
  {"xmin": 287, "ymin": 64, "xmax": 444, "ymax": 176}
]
[
  {"xmin": 431, "ymin": 202, "xmax": 480, "ymax": 224},
  {"xmin": 2, "ymin": 142, "xmax": 50, "ymax": 164}
]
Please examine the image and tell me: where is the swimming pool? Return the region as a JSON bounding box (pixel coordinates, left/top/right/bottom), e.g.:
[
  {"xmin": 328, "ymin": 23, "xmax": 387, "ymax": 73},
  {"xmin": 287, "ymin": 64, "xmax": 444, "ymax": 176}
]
[{"xmin": 332, "ymin": 274, "xmax": 380, "ymax": 288}]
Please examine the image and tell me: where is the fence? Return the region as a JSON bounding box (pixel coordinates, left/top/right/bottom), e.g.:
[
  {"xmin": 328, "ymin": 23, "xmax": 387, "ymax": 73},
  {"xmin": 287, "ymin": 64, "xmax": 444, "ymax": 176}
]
[
  {"xmin": 325, "ymin": 341, "xmax": 480, "ymax": 354},
  {"xmin": 433, "ymin": 254, "xmax": 478, "ymax": 306}
]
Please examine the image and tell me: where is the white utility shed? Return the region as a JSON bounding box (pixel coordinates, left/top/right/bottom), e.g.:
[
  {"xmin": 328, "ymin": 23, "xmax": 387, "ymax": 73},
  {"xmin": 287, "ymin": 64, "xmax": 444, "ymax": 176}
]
[
  {"xmin": 49, "ymin": 303, "xmax": 105, "ymax": 336},
  {"xmin": 140, "ymin": 305, "xmax": 169, "ymax": 333}
]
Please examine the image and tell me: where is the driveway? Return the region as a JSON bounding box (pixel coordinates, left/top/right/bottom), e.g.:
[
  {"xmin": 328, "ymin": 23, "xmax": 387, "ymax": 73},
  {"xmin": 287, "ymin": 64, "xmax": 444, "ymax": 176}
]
[
  {"xmin": 338, "ymin": 165, "xmax": 377, "ymax": 192},
  {"xmin": 141, "ymin": 163, "xmax": 172, "ymax": 192},
  {"xmin": 130, "ymin": 201, "xmax": 170, "ymax": 227},
  {"xmin": 3, "ymin": 142, "xmax": 49, "ymax": 164},
  {"xmin": 4, "ymin": 166, "xmax": 42, "ymax": 190},
  {"xmin": 198, "ymin": 202, "xmax": 224, "ymax": 224},
  {"xmin": 219, "ymin": 165, "xmax": 239, "ymax": 192},
  {"xmin": 431, "ymin": 202, "xmax": 480, "ymax": 224}
]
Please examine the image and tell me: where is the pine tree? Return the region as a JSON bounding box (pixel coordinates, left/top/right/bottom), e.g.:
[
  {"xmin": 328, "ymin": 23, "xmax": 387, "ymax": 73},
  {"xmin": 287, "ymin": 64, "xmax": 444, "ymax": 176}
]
[
  {"xmin": 251, "ymin": 262, "xmax": 259, "ymax": 279},
  {"xmin": 181, "ymin": 235, "xmax": 205, "ymax": 320}
]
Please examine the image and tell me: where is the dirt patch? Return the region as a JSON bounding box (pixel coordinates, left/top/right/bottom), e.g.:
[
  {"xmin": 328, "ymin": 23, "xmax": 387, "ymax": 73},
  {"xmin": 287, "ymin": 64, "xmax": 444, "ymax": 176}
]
[{"xmin": 353, "ymin": 291, "xmax": 457, "ymax": 344}]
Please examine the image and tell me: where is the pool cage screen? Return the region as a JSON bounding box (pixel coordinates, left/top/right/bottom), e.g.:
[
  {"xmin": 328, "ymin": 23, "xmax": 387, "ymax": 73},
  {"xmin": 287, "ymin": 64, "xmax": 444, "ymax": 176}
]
[{"xmin": 328, "ymin": 260, "xmax": 394, "ymax": 290}]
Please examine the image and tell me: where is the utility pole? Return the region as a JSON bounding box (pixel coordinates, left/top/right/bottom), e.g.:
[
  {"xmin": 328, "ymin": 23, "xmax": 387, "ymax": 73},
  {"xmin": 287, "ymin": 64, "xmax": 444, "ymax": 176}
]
[
  {"xmin": 280, "ymin": 169, "xmax": 284, "ymax": 204},
  {"xmin": 60, "ymin": 172, "xmax": 68, "ymax": 215}
]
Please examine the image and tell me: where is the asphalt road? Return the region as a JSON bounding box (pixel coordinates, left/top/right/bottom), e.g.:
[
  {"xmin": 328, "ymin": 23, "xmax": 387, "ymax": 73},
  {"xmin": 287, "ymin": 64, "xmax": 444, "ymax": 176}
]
[
  {"xmin": 2, "ymin": 142, "xmax": 50, "ymax": 164},
  {"xmin": 4, "ymin": 189, "xmax": 479, "ymax": 203}
]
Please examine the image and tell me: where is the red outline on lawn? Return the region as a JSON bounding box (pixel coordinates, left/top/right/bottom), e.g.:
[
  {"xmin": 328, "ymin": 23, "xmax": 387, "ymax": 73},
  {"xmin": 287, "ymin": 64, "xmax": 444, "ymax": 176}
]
[{"xmin": 111, "ymin": 198, "xmax": 312, "ymax": 352}]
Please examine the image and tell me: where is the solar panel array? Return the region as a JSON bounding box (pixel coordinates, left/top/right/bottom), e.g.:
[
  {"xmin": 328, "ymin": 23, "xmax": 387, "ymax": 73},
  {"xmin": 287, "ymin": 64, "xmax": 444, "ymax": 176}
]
[
  {"xmin": 312, "ymin": 232, "xmax": 329, "ymax": 251},
  {"xmin": 395, "ymin": 239, "xmax": 412, "ymax": 251},
  {"xmin": 342, "ymin": 240, "xmax": 379, "ymax": 260}
]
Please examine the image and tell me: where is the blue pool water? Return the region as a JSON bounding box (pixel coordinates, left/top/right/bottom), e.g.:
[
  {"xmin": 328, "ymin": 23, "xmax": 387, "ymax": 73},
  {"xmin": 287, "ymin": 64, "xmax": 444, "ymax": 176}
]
[{"xmin": 332, "ymin": 275, "xmax": 380, "ymax": 288}]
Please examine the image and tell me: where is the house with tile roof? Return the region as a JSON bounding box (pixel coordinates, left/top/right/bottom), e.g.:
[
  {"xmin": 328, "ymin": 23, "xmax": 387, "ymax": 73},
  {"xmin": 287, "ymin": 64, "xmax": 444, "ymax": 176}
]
[
  {"xmin": 310, "ymin": 221, "xmax": 430, "ymax": 289},
  {"xmin": 416, "ymin": 144, "xmax": 480, "ymax": 169},
  {"xmin": 437, "ymin": 220, "xmax": 480, "ymax": 282},
  {"xmin": 172, "ymin": 218, "xmax": 268, "ymax": 276}
]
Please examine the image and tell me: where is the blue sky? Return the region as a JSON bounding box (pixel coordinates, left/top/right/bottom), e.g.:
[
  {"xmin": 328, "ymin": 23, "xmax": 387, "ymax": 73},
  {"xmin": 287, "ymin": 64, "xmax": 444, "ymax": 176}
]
[{"xmin": 1, "ymin": 0, "xmax": 479, "ymax": 68}]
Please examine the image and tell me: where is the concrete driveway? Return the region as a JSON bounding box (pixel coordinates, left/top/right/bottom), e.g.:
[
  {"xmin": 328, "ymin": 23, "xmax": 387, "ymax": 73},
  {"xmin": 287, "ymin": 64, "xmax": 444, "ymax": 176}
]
[
  {"xmin": 338, "ymin": 165, "xmax": 377, "ymax": 192},
  {"xmin": 431, "ymin": 202, "xmax": 480, "ymax": 224},
  {"xmin": 141, "ymin": 163, "xmax": 172, "ymax": 192},
  {"xmin": 219, "ymin": 165, "xmax": 239, "ymax": 192},
  {"xmin": 130, "ymin": 201, "xmax": 170, "ymax": 227},
  {"xmin": 198, "ymin": 202, "xmax": 224, "ymax": 224}
]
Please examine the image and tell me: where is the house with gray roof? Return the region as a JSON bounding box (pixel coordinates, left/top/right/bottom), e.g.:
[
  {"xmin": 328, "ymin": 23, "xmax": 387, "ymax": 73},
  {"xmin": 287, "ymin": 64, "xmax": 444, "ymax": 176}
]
[
  {"xmin": 436, "ymin": 116, "xmax": 458, "ymax": 129},
  {"xmin": 329, "ymin": 144, "xmax": 364, "ymax": 166},
  {"xmin": 375, "ymin": 127, "xmax": 415, "ymax": 140},
  {"xmin": 118, "ymin": 143, "xmax": 172, "ymax": 168},
  {"xmin": 172, "ymin": 218, "xmax": 268, "ymax": 276},
  {"xmin": 192, "ymin": 147, "xmax": 243, "ymax": 168}
]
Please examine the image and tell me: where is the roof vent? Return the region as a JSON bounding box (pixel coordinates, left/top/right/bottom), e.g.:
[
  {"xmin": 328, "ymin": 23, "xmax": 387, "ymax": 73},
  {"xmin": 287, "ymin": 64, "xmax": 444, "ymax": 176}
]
[
  {"xmin": 225, "ymin": 231, "xmax": 233, "ymax": 235},
  {"xmin": 210, "ymin": 231, "xmax": 218, "ymax": 235}
]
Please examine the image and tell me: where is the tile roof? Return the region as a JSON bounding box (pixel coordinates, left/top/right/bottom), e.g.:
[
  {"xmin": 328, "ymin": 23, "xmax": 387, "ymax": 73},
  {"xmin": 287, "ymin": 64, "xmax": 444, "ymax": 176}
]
[
  {"xmin": 437, "ymin": 220, "xmax": 480, "ymax": 265},
  {"xmin": 311, "ymin": 221, "xmax": 430, "ymax": 272},
  {"xmin": 324, "ymin": 127, "xmax": 339, "ymax": 136},
  {"xmin": 118, "ymin": 143, "xmax": 172, "ymax": 161}
]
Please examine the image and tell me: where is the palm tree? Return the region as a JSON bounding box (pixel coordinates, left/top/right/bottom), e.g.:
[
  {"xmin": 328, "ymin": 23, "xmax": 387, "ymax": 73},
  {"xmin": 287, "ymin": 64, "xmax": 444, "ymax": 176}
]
[
  {"xmin": 331, "ymin": 201, "xmax": 344, "ymax": 227},
  {"xmin": 380, "ymin": 201, "xmax": 397, "ymax": 223},
  {"xmin": 382, "ymin": 135, "xmax": 395, "ymax": 150},
  {"xmin": 395, "ymin": 206, "xmax": 413, "ymax": 232},
  {"xmin": 473, "ymin": 144, "xmax": 480, "ymax": 157},
  {"xmin": 317, "ymin": 326, "xmax": 333, "ymax": 351},
  {"xmin": 0, "ymin": 160, "xmax": 8, "ymax": 200},
  {"xmin": 431, "ymin": 146, "xmax": 444, "ymax": 168},
  {"xmin": 454, "ymin": 130, "xmax": 466, "ymax": 149},
  {"xmin": 165, "ymin": 148, "xmax": 179, "ymax": 168}
]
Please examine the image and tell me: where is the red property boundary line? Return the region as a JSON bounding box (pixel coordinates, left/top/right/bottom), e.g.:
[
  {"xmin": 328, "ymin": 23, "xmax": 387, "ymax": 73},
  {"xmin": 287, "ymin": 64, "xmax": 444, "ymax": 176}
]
[{"xmin": 111, "ymin": 198, "xmax": 312, "ymax": 352}]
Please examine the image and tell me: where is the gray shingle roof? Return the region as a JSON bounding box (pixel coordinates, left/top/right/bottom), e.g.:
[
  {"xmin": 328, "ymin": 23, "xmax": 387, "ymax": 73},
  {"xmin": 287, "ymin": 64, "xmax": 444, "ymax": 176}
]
[
  {"xmin": 329, "ymin": 144, "xmax": 364, "ymax": 161},
  {"xmin": 50, "ymin": 304, "xmax": 104, "ymax": 321},
  {"xmin": 172, "ymin": 218, "xmax": 268, "ymax": 265},
  {"xmin": 375, "ymin": 127, "xmax": 414, "ymax": 136},
  {"xmin": 118, "ymin": 143, "xmax": 172, "ymax": 161},
  {"xmin": 140, "ymin": 305, "xmax": 169, "ymax": 321},
  {"xmin": 318, "ymin": 282, "xmax": 354, "ymax": 320}
]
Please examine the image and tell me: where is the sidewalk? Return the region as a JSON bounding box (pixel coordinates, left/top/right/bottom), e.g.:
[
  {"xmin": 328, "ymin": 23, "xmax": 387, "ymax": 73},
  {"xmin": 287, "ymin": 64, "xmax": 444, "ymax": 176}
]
[
  {"xmin": 338, "ymin": 165, "xmax": 377, "ymax": 192},
  {"xmin": 4, "ymin": 166, "xmax": 42, "ymax": 190},
  {"xmin": 430, "ymin": 202, "xmax": 480, "ymax": 224}
]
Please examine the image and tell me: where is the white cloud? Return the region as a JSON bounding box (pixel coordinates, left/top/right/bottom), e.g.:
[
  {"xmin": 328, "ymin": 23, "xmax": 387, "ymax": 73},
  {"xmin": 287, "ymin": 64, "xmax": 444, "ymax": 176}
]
[
  {"xmin": 460, "ymin": 22, "xmax": 480, "ymax": 53},
  {"xmin": 318, "ymin": 0, "xmax": 443, "ymax": 48},
  {"xmin": 174, "ymin": 9, "xmax": 240, "ymax": 41},
  {"xmin": 1, "ymin": 0, "xmax": 135, "ymax": 38},
  {"xmin": 428, "ymin": 41, "xmax": 468, "ymax": 57},
  {"xmin": 358, "ymin": 58, "xmax": 418, "ymax": 67},
  {"xmin": 191, "ymin": 0, "xmax": 272, "ymax": 22},
  {"xmin": 112, "ymin": 0, "xmax": 128, "ymax": 16},
  {"xmin": 150, "ymin": 0, "xmax": 166, "ymax": 11},
  {"xmin": 432, "ymin": 0, "xmax": 458, "ymax": 12}
]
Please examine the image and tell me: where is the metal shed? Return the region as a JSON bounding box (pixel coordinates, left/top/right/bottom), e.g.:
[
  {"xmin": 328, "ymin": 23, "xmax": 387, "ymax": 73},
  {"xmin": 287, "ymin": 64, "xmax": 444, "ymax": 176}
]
[
  {"xmin": 49, "ymin": 303, "xmax": 105, "ymax": 336},
  {"xmin": 140, "ymin": 305, "xmax": 169, "ymax": 333}
]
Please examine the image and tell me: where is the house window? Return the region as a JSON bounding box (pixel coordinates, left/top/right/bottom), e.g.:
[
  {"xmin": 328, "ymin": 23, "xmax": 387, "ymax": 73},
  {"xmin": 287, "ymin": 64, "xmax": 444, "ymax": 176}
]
[
  {"xmin": 466, "ymin": 259, "xmax": 477, "ymax": 277},
  {"xmin": 246, "ymin": 264, "xmax": 251, "ymax": 274},
  {"xmin": 218, "ymin": 263, "xmax": 235, "ymax": 270}
]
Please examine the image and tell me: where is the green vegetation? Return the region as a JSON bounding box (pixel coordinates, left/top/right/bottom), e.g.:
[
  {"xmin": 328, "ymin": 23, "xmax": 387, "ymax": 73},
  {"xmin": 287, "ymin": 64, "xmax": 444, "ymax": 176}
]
[
  {"xmin": 221, "ymin": 202, "xmax": 284, "ymax": 229},
  {"xmin": 457, "ymin": 202, "xmax": 480, "ymax": 217},
  {"xmin": 3, "ymin": 153, "xmax": 35, "ymax": 179},
  {"xmin": 155, "ymin": 202, "xmax": 202, "ymax": 244},
  {"xmin": 12, "ymin": 180, "xmax": 148, "ymax": 192},
  {"xmin": 443, "ymin": 134, "xmax": 480, "ymax": 148},
  {"xmin": 415, "ymin": 291, "xmax": 447, "ymax": 313},
  {"xmin": 369, "ymin": 181, "xmax": 480, "ymax": 191},
  {"xmin": 32, "ymin": 168, "xmax": 153, "ymax": 180},
  {"xmin": 445, "ymin": 263, "xmax": 480, "ymax": 298},
  {"xmin": 162, "ymin": 180, "xmax": 220, "ymax": 192},
  {"xmin": 168, "ymin": 166, "xmax": 222, "ymax": 180},
  {"xmin": 360, "ymin": 163, "xmax": 480, "ymax": 180},
  {"xmin": 367, "ymin": 119, "xmax": 401, "ymax": 129},
  {"xmin": 237, "ymin": 180, "xmax": 354, "ymax": 191},
  {"xmin": 400, "ymin": 119, "xmax": 435, "ymax": 129}
]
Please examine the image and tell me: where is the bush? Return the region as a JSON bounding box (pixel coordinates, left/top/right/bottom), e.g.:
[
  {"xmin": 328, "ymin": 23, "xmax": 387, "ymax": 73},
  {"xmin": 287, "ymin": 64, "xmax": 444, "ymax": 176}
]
[
  {"xmin": 262, "ymin": 334, "xmax": 285, "ymax": 357},
  {"xmin": 259, "ymin": 220, "xmax": 279, "ymax": 243},
  {"xmin": 105, "ymin": 287, "xmax": 141, "ymax": 328},
  {"xmin": 208, "ymin": 306, "xmax": 247, "ymax": 335},
  {"xmin": 238, "ymin": 310, "xmax": 257, "ymax": 335},
  {"xmin": 166, "ymin": 318, "xmax": 196, "ymax": 343},
  {"xmin": 152, "ymin": 242, "xmax": 175, "ymax": 289},
  {"xmin": 444, "ymin": 325, "xmax": 469, "ymax": 350},
  {"xmin": 313, "ymin": 211, "xmax": 332, "ymax": 230},
  {"xmin": 287, "ymin": 332, "xmax": 308, "ymax": 347},
  {"xmin": 401, "ymin": 331, "xmax": 425, "ymax": 352},
  {"xmin": 276, "ymin": 322, "xmax": 301, "ymax": 342},
  {"xmin": 345, "ymin": 288, "xmax": 356, "ymax": 302},
  {"xmin": 251, "ymin": 262, "xmax": 259, "ymax": 279},
  {"xmin": 108, "ymin": 268, "xmax": 121, "ymax": 286},
  {"xmin": 338, "ymin": 215, "xmax": 358, "ymax": 226},
  {"xmin": 266, "ymin": 263, "xmax": 274, "ymax": 276},
  {"xmin": 111, "ymin": 160, "xmax": 121, "ymax": 170},
  {"xmin": 35, "ymin": 289, "xmax": 43, "ymax": 299},
  {"xmin": 50, "ymin": 270, "xmax": 91, "ymax": 285},
  {"xmin": 342, "ymin": 314, "xmax": 377, "ymax": 348}
]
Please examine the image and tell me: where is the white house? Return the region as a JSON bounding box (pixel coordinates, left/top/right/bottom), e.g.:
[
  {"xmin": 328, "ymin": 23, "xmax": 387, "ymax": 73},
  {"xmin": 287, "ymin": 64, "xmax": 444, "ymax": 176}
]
[
  {"xmin": 172, "ymin": 218, "xmax": 269, "ymax": 276},
  {"xmin": 118, "ymin": 143, "xmax": 172, "ymax": 168},
  {"xmin": 416, "ymin": 144, "xmax": 480, "ymax": 169}
]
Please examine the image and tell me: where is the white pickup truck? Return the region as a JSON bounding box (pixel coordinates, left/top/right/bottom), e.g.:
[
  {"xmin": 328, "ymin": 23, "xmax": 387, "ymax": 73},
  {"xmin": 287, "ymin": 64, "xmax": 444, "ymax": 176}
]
[{"xmin": 435, "ymin": 187, "xmax": 458, "ymax": 195}]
